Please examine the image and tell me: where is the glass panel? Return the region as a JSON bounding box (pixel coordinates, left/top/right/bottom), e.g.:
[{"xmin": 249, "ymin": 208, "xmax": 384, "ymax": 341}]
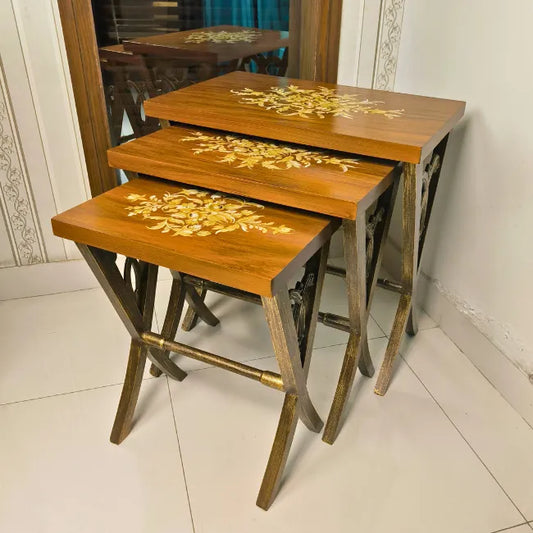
[{"xmin": 92, "ymin": 0, "xmax": 291, "ymax": 179}]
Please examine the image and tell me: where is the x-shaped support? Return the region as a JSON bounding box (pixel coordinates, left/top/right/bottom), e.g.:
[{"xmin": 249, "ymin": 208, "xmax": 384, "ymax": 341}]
[{"xmin": 77, "ymin": 241, "xmax": 328, "ymax": 510}]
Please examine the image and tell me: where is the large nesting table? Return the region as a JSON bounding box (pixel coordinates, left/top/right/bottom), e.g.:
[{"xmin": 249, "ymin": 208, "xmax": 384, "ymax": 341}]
[{"xmin": 140, "ymin": 71, "xmax": 465, "ymax": 415}]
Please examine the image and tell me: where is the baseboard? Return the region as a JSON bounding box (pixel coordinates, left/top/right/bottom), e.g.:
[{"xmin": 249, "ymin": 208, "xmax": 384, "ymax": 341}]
[
  {"xmin": 0, "ymin": 259, "xmax": 173, "ymax": 301},
  {"xmin": 418, "ymin": 273, "xmax": 533, "ymax": 428},
  {"xmin": 381, "ymin": 237, "xmax": 533, "ymax": 427},
  {"xmin": 0, "ymin": 260, "xmax": 99, "ymax": 300}
]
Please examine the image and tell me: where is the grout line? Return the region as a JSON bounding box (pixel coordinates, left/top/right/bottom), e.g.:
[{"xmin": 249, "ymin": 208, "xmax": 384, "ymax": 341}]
[
  {"xmin": 0, "ymin": 375, "xmax": 156, "ymax": 407},
  {"xmin": 400, "ymin": 353, "xmax": 530, "ymax": 524},
  {"xmin": 165, "ymin": 377, "xmax": 196, "ymax": 533},
  {"xmin": 369, "ymin": 312, "xmax": 389, "ymax": 338},
  {"xmin": 489, "ymin": 522, "xmax": 531, "ymax": 533},
  {"xmin": 179, "ymin": 340, "xmax": 364, "ymax": 375},
  {"xmin": 0, "ymin": 284, "xmax": 100, "ymax": 304}
]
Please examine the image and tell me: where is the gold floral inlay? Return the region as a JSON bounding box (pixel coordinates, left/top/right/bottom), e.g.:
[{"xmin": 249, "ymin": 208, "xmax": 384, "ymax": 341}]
[
  {"xmin": 184, "ymin": 29, "xmax": 261, "ymax": 44},
  {"xmin": 230, "ymin": 85, "xmax": 404, "ymax": 119},
  {"xmin": 125, "ymin": 189, "xmax": 293, "ymax": 237},
  {"xmin": 180, "ymin": 131, "xmax": 358, "ymax": 171}
]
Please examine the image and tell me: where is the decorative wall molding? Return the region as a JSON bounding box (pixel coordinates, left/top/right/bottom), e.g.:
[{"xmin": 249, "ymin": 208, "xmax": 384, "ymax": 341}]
[
  {"xmin": 0, "ymin": 60, "xmax": 46, "ymax": 266},
  {"xmin": 373, "ymin": 0, "xmax": 406, "ymax": 91}
]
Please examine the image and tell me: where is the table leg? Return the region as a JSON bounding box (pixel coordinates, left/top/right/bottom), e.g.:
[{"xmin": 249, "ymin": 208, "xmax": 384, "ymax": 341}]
[
  {"xmin": 323, "ymin": 179, "xmax": 398, "ymax": 444},
  {"xmin": 76, "ymin": 245, "xmax": 187, "ymax": 443},
  {"xmin": 375, "ymin": 135, "xmax": 449, "ymax": 395},
  {"xmin": 257, "ymin": 244, "xmax": 328, "ymax": 510}
]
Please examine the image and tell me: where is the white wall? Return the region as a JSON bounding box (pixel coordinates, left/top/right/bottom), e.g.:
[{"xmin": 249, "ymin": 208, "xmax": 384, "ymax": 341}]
[
  {"xmin": 394, "ymin": 0, "xmax": 533, "ymax": 377},
  {"xmin": 0, "ymin": 0, "xmax": 94, "ymax": 299}
]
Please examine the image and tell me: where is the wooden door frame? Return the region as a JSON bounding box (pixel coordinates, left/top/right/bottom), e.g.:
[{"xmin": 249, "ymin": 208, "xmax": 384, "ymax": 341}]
[{"xmin": 57, "ymin": 0, "xmax": 344, "ymax": 197}]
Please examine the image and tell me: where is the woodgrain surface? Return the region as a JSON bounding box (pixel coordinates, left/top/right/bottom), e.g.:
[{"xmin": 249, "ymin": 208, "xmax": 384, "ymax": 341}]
[
  {"xmin": 144, "ymin": 71, "xmax": 466, "ymax": 163},
  {"xmin": 123, "ymin": 26, "xmax": 289, "ymax": 65},
  {"xmin": 107, "ymin": 126, "xmax": 397, "ymax": 219},
  {"xmin": 52, "ymin": 177, "xmax": 337, "ymax": 296}
]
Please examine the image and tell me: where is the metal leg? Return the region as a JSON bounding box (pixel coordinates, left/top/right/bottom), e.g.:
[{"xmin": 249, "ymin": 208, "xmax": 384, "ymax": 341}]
[
  {"xmin": 375, "ymin": 135, "xmax": 449, "ymax": 394},
  {"xmin": 323, "ymin": 177, "xmax": 399, "ymax": 444},
  {"xmin": 257, "ymin": 245, "xmax": 328, "ymax": 510}
]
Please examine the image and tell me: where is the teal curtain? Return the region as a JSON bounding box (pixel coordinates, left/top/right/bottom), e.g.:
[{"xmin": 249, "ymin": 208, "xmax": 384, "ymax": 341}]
[
  {"xmin": 203, "ymin": 0, "xmax": 255, "ymax": 27},
  {"xmin": 256, "ymin": 0, "xmax": 289, "ymax": 30},
  {"xmin": 203, "ymin": 1, "xmax": 289, "ymax": 31}
]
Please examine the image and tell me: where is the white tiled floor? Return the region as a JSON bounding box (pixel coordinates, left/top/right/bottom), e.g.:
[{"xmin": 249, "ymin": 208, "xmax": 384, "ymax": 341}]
[{"xmin": 1, "ymin": 276, "xmax": 532, "ymax": 533}]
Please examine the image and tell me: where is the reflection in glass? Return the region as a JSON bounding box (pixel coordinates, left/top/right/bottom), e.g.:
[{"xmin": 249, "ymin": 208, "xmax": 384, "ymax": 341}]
[{"xmin": 92, "ymin": 0, "xmax": 291, "ymax": 179}]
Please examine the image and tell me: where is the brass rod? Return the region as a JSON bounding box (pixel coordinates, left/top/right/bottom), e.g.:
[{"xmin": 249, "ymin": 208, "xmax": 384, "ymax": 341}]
[
  {"xmin": 317, "ymin": 312, "xmax": 351, "ymax": 333},
  {"xmin": 141, "ymin": 332, "xmax": 284, "ymax": 391},
  {"xmin": 376, "ymin": 278, "xmax": 403, "ymax": 293}
]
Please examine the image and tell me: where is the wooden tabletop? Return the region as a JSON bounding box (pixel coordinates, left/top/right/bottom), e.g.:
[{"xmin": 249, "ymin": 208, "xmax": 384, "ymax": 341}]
[
  {"xmin": 52, "ymin": 177, "xmax": 337, "ymax": 296},
  {"xmin": 123, "ymin": 26, "xmax": 289, "ymax": 65},
  {"xmin": 107, "ymin": 126, "xmax": 397, "ymax": 220},
  {"xmin": 99, "ymin": 44, "xmax": 146, "ymax": 66},
  {"xmin": 144, "ymin": 71, "xmax": 465, "ymax": 163}
]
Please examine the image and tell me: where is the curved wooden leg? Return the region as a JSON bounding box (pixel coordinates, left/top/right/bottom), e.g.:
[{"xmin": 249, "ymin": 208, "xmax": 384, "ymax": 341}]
[
  {"xmin": 150, "ymin": 277, "xmax": 188, "ymax": 379},
  {"xmin": 323, "ymin": 333, "xmax": 363, "ymax": 444},
  {"xmin": 184, "ymin": 285, "xmax": 220, "ymax": 328},
  {"xmin": 358, "ymin": 338, "xmax": 375, "ymax": 377},
  {"xmin": 181, "ymin": 287, "xmax": 205, "ymax": 332},
  {"xmin": 374, "ymin": 293, "xmax": 411, "ymax": 395},
  {"xmin": 323, "ymin": 216, "xmax": 366, "ymax": 444},
  {"xmin": 257, "ymin": 247, "xmax": 328, "ymax": 509},
  {"xmin": 375, "ymin": 162, "xmax": 421, "ymax": 396},
  {"xmin": 256, "ymin": 394, "xmax": 298, "ymax": 510},
  {"xmin": 262, "ymin": 291, "xmax": 323, "ymax": 432},
  {"xmin": 110, "ymin": 340, "xmax": 147, "ymax": 444}
]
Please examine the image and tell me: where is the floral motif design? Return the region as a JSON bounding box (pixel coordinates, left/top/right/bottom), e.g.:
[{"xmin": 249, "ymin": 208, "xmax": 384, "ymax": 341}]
[
  {"xmin": 185, "ymin": 29, "xmax": 261, "ymax": 44},
  {"xmin": 0, "ymin": 78, "xmax": 45, "ymax": 265},
  {"xmin": 180, "ymin": 131, "xmax": 358, "ymax": 171},
  {"xmin": 125, "ymin": 189, "xmax": 293, "ymax": 237},
  {"xmin": 230, "ymin": 85, "xmax": 404, "ymax": 119}
]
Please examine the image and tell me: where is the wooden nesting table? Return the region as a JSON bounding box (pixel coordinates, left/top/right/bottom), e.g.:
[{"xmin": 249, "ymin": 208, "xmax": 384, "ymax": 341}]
[
  {"xmin": 135, "ymin": 71, "xmax": 465, "ymax": 442},
  {"xmin": 108, "ymin": 123, "xmax": 399, "ymax": 444},
  {"xmin": 123, "ymin": 25, "xmax": 289, "ymax": 78}
]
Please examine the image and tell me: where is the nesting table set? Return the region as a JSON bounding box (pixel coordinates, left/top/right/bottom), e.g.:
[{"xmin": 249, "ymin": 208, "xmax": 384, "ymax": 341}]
[{"xmin": 52, "ymin": 71, "xmax": 464, "ymax": 509}]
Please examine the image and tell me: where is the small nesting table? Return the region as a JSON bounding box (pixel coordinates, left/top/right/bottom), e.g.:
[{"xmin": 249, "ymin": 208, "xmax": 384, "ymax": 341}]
[
  {"xmin": 137, "ymin": 71, "xmax": 465, "ymax": 442},
  {"xmin": 52, "ymin": 176, "xmax": 338, "ymax": 509}
]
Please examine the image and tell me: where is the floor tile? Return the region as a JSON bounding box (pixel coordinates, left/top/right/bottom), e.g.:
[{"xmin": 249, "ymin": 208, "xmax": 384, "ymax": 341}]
[
  {"xmin": 0, "ymin": 379, "xmax": 193, "ymax": 533},
  {"xmin": 168, "ymin": 338, "xmax": 521, "ymax": 533},
  {"xmin": 370, "ymin": 285, "xmax": 436, "ymax": 335},
  {"xmin": 153, "ymin": 275, "xmax": 384, "ymax": 373},
  {"xmin": 401, "ymin": 328, "xmax": 533, "ymax": 519},
  {"xmin": 0, "ymin": 289, "xmax": 152, "ymax": 405}
]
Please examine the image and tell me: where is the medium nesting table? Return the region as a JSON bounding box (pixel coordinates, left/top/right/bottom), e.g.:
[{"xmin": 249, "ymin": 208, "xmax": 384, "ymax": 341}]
[
  {"xmin": 107, "ymin": 123, "xmax": 400, "ymax": 444},
  {"xmin": 137, "ymin": 71, "xmax": 466, "ymax": 443}
]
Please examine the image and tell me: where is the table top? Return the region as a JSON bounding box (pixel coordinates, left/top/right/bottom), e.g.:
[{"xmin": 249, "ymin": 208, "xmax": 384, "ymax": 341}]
[
  {"xmin": 123, "ymin": 26, "xmax": 289, "ymax": 65},
  {"xmin": 99, "ymin": 44, "xmax": 145, "ymax": 66},
  {"xmin": 108, "ymin": 125, "xmax": 397, "ymax": 220},
  {"xmin": 51, "ymin": 177, "xmax": 337, "ymax": 296},
  {"xmin": 144, "ymin": 71, "xmax": 465, "ymax": 163}
]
